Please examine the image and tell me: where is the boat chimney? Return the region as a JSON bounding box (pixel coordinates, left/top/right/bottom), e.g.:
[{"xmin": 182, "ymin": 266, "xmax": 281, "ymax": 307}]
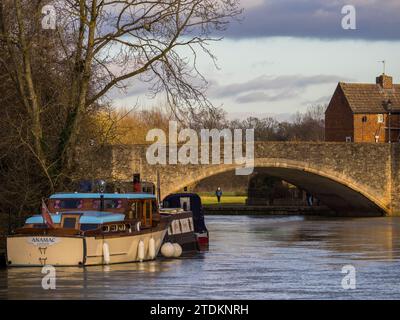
[{"xmin": 100, "ymin": 195, "xmax": 104, "ymax": 211}]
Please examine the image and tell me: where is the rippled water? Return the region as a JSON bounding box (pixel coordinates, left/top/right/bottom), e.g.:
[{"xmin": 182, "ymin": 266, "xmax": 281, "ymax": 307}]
[{"xmin": 2, "ymin": 215, "xmax": 400, "ymax": 300}]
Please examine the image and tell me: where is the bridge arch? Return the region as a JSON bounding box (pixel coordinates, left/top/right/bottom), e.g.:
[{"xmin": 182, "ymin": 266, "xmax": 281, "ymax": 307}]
[{"xmin": 163, "ymin": 158, "xmax": 388, "ymax": 216}]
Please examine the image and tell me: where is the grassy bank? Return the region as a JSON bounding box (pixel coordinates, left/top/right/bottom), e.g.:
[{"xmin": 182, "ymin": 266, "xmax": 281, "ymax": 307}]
[{"xmin": 200, "ymin": 196, "xmax": 247, "ymax": 205}]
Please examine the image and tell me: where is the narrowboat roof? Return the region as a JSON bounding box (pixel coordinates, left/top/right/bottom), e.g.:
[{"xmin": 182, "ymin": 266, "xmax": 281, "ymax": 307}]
[
  {"xmin": 26, "ymin": 211, "xmax": 126, "ymax": 225},
  {"xmin": 164, "ymin": 193, "xmax": 202, "ymax": 200},
  {"xmin": 49, "ymin": 193, "xmax": 156, "ymax": 200}
]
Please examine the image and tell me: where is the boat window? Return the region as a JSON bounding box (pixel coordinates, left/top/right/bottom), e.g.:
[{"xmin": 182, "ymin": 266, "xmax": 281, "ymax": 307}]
[
  {"xmin": 92, "ymin": 199, "xmax": 122, "ymax": 209},
  {"xmin": 33, "ymin": 224, "xmax": 47, "ymax": 229},
  {"xmin": 163, "ymin": 200, "xmax": 171, "ymax": 208},
  {"xmin": 142, "ymin": 200, "xmax": 152, "ymax": 226},
  {"xmin": 54, "ymin": 199, "xmax": 83, "ymax": 209},
  {"xmin": 146, "ymin": 202, "xmax": 151, "ymax": 217},
  {"xmin": 133, "ymin": 202, "xmax": 137, "ymax": 218},
  {"xmin": 152, "ymin": 200, "xmax": 158, "ymax": 213},
  {"xmin": 63, "ymin": 217, "xmax": 77, "ymax": 229},
  {"xmin": 130, "ymin": 201, "xmax": 142, "ymax": 220},
  {"xmin": 80, "ymin": 224, "xmax": 99, "ymax": 232}
]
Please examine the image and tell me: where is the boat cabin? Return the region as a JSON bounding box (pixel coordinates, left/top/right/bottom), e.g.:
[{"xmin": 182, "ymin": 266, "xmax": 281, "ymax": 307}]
[
  {"xmin": 162, "ymin": 193, "xmax": 209, "ymax": 247},
  {"xmin": 21, "ymin": 193, "xmax": 160, "ymax": 235},
  {"xmin": 162, "ymin": 193, "xmax": 208, "ymax": 235}
]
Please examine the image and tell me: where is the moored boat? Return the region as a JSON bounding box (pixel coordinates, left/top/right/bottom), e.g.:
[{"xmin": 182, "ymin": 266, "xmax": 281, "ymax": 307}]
[
  {"xmin": 162, "ymin": 193, "xmax": 209, "ymax": 249},
  {"xmin": 159, "ymin": 208, "xmax": 199, "ymax": 252},
  {"xmin": 6, "ymin": 193, "xmax": 170, "ymax": 267}
]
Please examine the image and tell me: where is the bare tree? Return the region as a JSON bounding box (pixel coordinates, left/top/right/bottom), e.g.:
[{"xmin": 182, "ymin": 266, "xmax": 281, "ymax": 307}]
[
  {"xmin": 0, "ymin": 0, "xmax": 241, "ymax": 183},
  {"xmin": 0, "ymin": 0, "xmax": 241, "ymax": 217},
  {"xmin": 54, "ymin": 0, "xmax": 241, "ymax": 169}
]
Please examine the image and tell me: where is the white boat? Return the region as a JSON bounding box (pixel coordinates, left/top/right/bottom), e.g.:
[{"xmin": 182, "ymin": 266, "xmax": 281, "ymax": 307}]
[{"xmin": 6, "ymin": 193, "xmax": 170, "ymax": 267}]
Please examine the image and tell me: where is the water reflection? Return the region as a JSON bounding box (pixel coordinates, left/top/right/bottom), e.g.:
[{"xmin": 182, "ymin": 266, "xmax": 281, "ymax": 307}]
[
  {"xmin": 2, "ymin": 215, "xmax": 400, "ymax": 299},
  {"xmin": 246, "ymin": 216, "xmax": 400, "ymax": 261}
]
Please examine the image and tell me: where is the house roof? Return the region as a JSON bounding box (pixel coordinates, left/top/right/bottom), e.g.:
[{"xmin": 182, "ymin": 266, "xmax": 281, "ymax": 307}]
[{"xmin": 338, "ymin": 82, "xmax": 400, "ymax": 114}]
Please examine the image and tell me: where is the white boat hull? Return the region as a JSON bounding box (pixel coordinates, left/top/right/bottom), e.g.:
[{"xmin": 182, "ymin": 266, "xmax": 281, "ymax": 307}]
[{"xmin": 7, "ymin": 229, "xmax": 167, "ymax": 267}]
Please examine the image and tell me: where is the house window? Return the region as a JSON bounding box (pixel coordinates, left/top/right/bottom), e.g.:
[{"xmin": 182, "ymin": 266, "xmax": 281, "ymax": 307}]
[
  {"xmin": 362, "ymin": 116, "xmax": 368, "ymax": 123},
  {"xmin": 377, "ymin": 114, "xmax": 384, "ymax": 123},
  {"xmin": 345, "ymin": 136, "xmax": 352, "ymax": 143}
]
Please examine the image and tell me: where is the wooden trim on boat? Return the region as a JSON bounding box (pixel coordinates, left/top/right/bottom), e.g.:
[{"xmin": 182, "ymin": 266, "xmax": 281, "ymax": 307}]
[
  {"xmin": 8, "ymin": 217, "xmax": 172, "ymax": 239},
  {"xmin": 97, "ymin": 219, "xmax": 171, "ymax": 240},
  {"xmin": 161, "ymin": 211, "xmax": 193, "ymax": 219}
]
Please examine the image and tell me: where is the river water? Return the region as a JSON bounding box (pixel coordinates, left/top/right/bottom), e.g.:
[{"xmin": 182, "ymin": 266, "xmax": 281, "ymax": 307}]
[{"xmin": 1, "ymin": 215, "xmax": 400, "ymax": 300}]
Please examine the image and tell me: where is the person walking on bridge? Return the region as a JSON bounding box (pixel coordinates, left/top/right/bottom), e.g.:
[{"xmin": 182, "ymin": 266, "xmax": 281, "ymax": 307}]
[{"xmin": 216, "ymin": 187, "xmax": 223, "ymax": 204}]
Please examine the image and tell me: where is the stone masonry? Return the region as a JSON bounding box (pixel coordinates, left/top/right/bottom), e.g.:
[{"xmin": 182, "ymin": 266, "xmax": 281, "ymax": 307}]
[{"xmin": 109, "ymin": 142, "xmax": 400, "ymax": 216}]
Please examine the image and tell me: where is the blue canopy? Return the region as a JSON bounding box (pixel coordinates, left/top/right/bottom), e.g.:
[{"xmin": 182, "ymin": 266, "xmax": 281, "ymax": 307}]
[
  {"xmin": 26, "ymin": 211, "xmax": 126, "ymax": 225},
  {"xmin": 49, "ymin": 193, "xmax": 156, "ymax": 200}
]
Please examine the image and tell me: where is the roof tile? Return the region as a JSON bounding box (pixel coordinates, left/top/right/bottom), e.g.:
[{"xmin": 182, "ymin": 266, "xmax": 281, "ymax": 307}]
[{"xmin": 339, "ymin": 82, "xmax": 400, "ymax": 113}]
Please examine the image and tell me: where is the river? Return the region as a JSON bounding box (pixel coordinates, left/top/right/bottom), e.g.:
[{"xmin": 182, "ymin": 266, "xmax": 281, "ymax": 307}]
[{"xmin": 1, "ymin": 215, "xmax": 400, "ymax": 300}]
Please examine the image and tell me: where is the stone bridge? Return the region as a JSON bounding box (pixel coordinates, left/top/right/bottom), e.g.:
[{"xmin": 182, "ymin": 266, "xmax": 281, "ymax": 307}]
[{"xmin": 108, "ymin": 142, "xmax": 400, "ymax": 216}]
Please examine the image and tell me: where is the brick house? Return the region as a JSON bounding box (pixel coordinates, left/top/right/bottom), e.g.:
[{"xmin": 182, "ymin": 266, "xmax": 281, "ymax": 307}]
[{"xmin": 325, "ymin": 74, "xmax": 400, "ymax": 143}]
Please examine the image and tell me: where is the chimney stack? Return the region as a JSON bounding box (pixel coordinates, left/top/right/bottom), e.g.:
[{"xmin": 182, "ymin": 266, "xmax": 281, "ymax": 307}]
[{"xmin": 376, "ymin": 74, "xmax": 393, "ymax": 89}]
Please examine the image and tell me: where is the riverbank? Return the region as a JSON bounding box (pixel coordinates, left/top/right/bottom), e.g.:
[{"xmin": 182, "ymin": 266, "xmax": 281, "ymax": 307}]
[
  {"xmin": 200, "ymin": 195, "xmax": 246, "ymax": 205},
  {"xmin": 203, "ymin": 204, "xmax": 335, "ymax": 216}
]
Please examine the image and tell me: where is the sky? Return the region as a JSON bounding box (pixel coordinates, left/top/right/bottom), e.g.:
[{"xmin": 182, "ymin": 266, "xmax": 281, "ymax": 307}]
[{"xmin": 112, "ymin": 0, "xmax": 400, "ymax": 120}]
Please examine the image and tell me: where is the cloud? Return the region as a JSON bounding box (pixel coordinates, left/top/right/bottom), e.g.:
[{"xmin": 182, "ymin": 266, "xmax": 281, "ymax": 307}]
[
  {"xmin": 302, "ymin": 95, "xmax": 332, "ymax": 106},
  {"xmin": 236, "ymin": 90, "xmax": 299, "ymax": 103},
  {"xmin": 107, "ymin": 77, "xmax": 156, "ymax": 101},
  {"xmin": 208, "ymin": 74, "xmax": 345, "ymax": 103},
  {"xmin": 224, "ymin": 0, "xmax": 400, "ymax": 40},
  {"xmin": 241, "ymin": 0, "xmax": 265, "ymax": 10}
]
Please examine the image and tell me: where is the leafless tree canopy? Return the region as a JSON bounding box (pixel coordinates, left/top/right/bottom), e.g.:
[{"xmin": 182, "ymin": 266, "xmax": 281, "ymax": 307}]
[
  {"xmin": 56, "ymin": 0, "xmax": 241, "ymax": 112},
  {"xmin": 0, "ymin": 0, "xmax": 241, "ymax": 217}
]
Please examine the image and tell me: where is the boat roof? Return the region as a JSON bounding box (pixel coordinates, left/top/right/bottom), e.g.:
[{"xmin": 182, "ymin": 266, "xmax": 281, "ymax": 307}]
[
  {"xmin": 163, "ymin": 193, "xmax": 202, "ymax": 202},
  {"xmin": 26, "ymin": 211, "xmax": 126, "ymax": 225},
  {"xmin": 49, "ymin": 193, "xmax": 156, "ymax": 200}
]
